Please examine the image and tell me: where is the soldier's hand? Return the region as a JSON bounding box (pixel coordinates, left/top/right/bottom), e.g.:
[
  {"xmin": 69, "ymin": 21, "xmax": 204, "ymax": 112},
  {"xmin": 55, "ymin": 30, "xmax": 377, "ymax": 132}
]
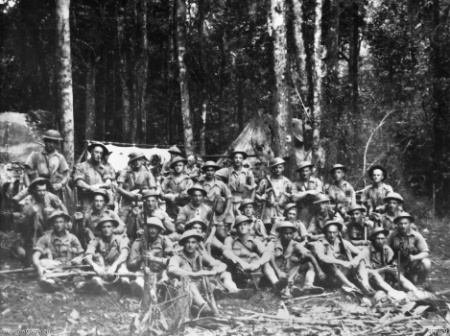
[{"xmin": 318, "ymin": 271, "xmax": 327, "ymax": 281}]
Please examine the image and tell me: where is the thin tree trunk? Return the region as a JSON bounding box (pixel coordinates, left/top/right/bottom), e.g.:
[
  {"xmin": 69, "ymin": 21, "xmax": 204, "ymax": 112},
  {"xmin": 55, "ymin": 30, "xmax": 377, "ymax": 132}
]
[
  {"xmin": 312, "ymin": 0, "xmax": 324, "ymax": 147},
  {"xmin": 198, "ymin": 0, "xmax": 208, "ymax": 155},
  {"xmin": 135, "ymin": 0, "xmax": 148, "ymax": 143},
  {"xmin": 85, "ymin": 57, "xmax": 96, "ymax": 141},
  {"xmin": 175, "ymin": 0, "xmax": 195, "ymax": 155},
  {"xmin": 291, "ymin": 0, "xmax": 307, "ymax": 92},
  {"xmin": 56, "ymin": 0, "xmax": 74, "ymax": 165},
  {"xmin": 270, "ymin": 0, "xmax": 293, "ymax": 164},
  {"xmin": 349, "ymin": 0, "xmax": 359, "ymax": 151}
]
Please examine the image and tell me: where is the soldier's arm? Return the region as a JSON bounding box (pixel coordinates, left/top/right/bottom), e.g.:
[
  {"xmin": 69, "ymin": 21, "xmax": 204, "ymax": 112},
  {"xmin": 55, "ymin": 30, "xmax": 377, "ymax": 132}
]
[
  {"xmin": 219, "ymin": 183, "xmax": 232, "ymax": 220},
  {"xmin": 254, "ymin": 240, "xmax": 273, "ymax": 266},
  {"xmin": 314, "ymin": 243, "xmax": 346, "ymax": 266},
  {"xmin": 409, "ymin": 234, "xmax": 430, "ymax": 261},
  {"xmin": 110, "ymin": 211, "xmax": 126, "ymax": 234},
  {"xmin": 109, "ymin": 239, "xmax": 130, "ymax": 272},
  {"xmin": 167, "ymin": 255, "xmax": 199, "ymax": 278},
  {"xmin": 202, "ymin": 253, "xmax": 227, "ymax": 275},
  {"xmin": 175, "ymin": 207, "xmax": 188, "ymax": 231},
  {"xmin": 117, "ymin": 171, "xmax": 137, "ymax": 200},
  {"xmin": 177, "ymin": 178, "xmax": 193, "ymax": 201}
]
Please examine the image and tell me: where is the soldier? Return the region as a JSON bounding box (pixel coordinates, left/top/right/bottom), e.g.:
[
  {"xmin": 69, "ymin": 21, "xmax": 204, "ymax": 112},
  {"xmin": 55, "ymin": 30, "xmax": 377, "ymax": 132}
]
[
  {"xmin": 223, "ymin": 215, "xmax": 280, "ymax": 291},
  {"xmin": 344, "ymin": 204, "xmax": 374, "ymax": 247},
  {"xmin": 117, "ymin": 151, "xmax": 159, "ymax": 228},
  {"xmin": 292, "ymin": 161, "xmax": 323, "ymax": 222},
  {"xmin": 200, "ymin": 160, "xmax": 232, "ymax": 223},
  {"xmin": 306, "ymin": 194, "xmax": 335, "ymax": 241},
  {"xmin": 176, "ymin": 184, "xmax": 213, "ymax": 232},
  {"xmin": 162, "ymin": 156, "xmax": 193, "ymax": 218},
  {"xmin": 24, "ymin": 130, "xmax": 69, "ymax": 198},
  {"xmin": 83, "ymin": 215, "xmax": 130, "ymax": 293},
  {"xmin": 82, "ymin": 189, "xmax": 125, "ymax": 243},
  {"xmin": 127, "ymin": 217, "xmax": 174, "ymax": 297},
  {"xmin": 373, "ymin": 192, "xmax": 404, "ymax": 230},
  {"xmin": 361, "ymin": 165, "xmax": 393, "ymax": 214},
  {"xmin": 314, "ymin": 219, "xmax": 375, "ymax": 295},
  {"xmin": 325, "ymin": 164, "xmax": 356, "ymax": 216},
  {"xmin": 387, "ymin": 212, "xmax": 431, "ymax": 286},
  {"xmin": 160, "ymin": 145, "xmax": 184, "ymax": 176},
  {"xmin": 167, "ymin": 230, "xmax": 228, "ymax": 317},
  {"xmin": 270, "ymin": 222, "xmax": 325, "ymax": 298},
  {"xmin": 251, "ymin": 160, "xmax": 266, "ymax": 187},
  {"xmin": 217, "ymin": 150, "xmax": 256, "ymax": 219},
  {"xmin": 256, "ymin": 157, "xmax": 293, "ymax": 234},
  {"xmin": 238, "ymin": 199, "xmax": 268, "ymax": 240},
  {"xmin": 102, "ymin": 147, "xmax": 117, "ymax": 208},
  {"xmin": 74, "ymin": 142, "xmax": 112, "ymax": 211},
  {"xmin": 270, "ymin": 203, "xmax": 308, "ymax": 242},
  {"xmin": 32, "ymin": 211, "xmax": 84, "ymax": 292},
  {"xmin": 185, "ymin": 154, "xmax": 201, "ymax": 181}
]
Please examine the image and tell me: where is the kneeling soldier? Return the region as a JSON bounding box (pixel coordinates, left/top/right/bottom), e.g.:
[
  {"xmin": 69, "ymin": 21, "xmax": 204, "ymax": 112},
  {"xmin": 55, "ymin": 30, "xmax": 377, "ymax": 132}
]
[
  {"xmin": 83, "ymin": 215, "xmax": 130, "ymax": 293},
  {"xmin": 270, "ymin": 222, "xmax": 325, "ymax": 298},
  {"xmin": 32, "ymin": 211, "xmax": 84, "ymax": 292},
  {"xmin": 314, "ymin": 219, "xmax": 375, "ymax": 296},
  {"xmin": 387, "ymin": 212, "xmax": 431, "ymax": 286}
]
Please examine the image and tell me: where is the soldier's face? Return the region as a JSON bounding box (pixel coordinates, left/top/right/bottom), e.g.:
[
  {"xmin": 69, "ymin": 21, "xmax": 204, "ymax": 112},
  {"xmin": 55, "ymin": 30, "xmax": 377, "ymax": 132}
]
[
  {"xmin": 205, "ymin": 168, "xmax": 216, "ymax": 179},
  {"xmin": 373, "ymin": 233, "xmax": 386, "ymax": 249},
  {"xmin": 174, "ymin": 162, "xmax": 185, "ymax": 174},
  {"xmin": 325, "ymin": 225, "xmax": 339, "ymax": 243},
  {"xmin": 387, "ymin": 200, "xmax": 399, "ymax": 212},
  {"xmin": 350, "ymin": 210, "xmax": 363, "ymax": 222},
  {"xmin": 184, "ymin": 238, "xmax": 199, "ymax": 254},
  {"xmin": 237, "ymin": 221, "xmax": 251, "ymax": 235},
  {"xmin": 93, "ymin": 195, "xmax": 106, "ymax": 210},
  {"xmin": 397, "ymin": 218, "xmax": 410, "ymax": 233},
  {"xmin": 286, "ymin": 209, "xmax": 297, "ymax": 221},
  {"xmin": 191, "ymin": 223, "xmax": 204, "ymax": 234},
  {"xmin": 242, "ymin": 205, "xmax": 254, "ymax": 217},
  {"xmin": 273, "ymin": 164, "xmax": 284, "ymax": 176},
  {"xmin": 101, "ymin": 222, "xmax": 114, "ymax": 237},
  {"xmin": 44, "ymin": 139, "xmax": 57, "ymax": 152},
  {"xmin": 92, "ymin": 147, "xmax": 104, "ymax": 163},
  {"xmin": 35, "ymin": 184, "xmax": 47, "ymax": 199},
  {"xmin": 132, "ymin": 158, "xmax": 144, "ymax": 169},
  {"xmin": 280, "ymin": 228, "xmax": 295, "ymax": 242},
  {"xmin": 300, "ymin": 167, "xmax": 311, "ymax": 180},
  {"xmin": 233, "ymin": 154, "xmax": 244, "ymax": 166},
  {"xmin": 148, "ymin": 226, "xmax": 160, "ymax": 238},
  {"xmin": 372, "ymin": 169, "xmax": 384, "ymax": 183},
  {"xmin": 191, "ymin": 191, "xmax": 204, "ymax": 206},
  {"xmin": 318, "ymin": 202, "xmax": 328, "ymax": 213},
  {"xmin": 53, "ymin": 217, "xmax": 66, "ymax": 233},
  {"xmin": 144, "ymin": 197, "xmax": 159, "ymax": 211},
  {"xmin": 333, "ymin": 169, "xmax": 345, "ymax": 181}
]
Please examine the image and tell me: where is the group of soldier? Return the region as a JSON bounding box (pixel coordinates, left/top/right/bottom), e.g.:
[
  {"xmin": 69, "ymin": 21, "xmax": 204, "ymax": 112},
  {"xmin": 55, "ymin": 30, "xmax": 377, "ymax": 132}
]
[{"xmin": 3, "ymin": 129, "xmax": 431, "ymax": 317}]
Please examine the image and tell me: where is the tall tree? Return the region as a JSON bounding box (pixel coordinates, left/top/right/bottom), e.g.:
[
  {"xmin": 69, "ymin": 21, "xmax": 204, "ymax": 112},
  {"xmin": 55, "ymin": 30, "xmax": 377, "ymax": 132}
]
[
  {"xmin": 291, "ymin": 0, "xmax": 307, "ymax": 91},
  {"xmin": 175, "ymin": 0, "xmax": 194, "ymax": 155},
  {"xmin": 56, "ymin": 0, "xmax": 74, "ymax": 165},
  {"xmin": 198, "ymin": 0, "xmax": 209, "ymax": 155},
  {"xmin": 84, "ymin": 52, "xmax": 96, "ymax": 141}
]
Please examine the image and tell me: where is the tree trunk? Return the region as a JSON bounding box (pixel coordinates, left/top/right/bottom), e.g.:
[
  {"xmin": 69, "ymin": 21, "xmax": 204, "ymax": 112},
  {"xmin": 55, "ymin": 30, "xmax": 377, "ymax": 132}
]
[
  {"xmin": 349, "ymin": 0, "xmax": 359, "ymax": 153},
  {"xmin": 116, "ymin": 3, "xmax": 131, "ymax": 141},
  {"xmin": 175, "ymin": 0, "xmax": 195, "ymax": 155},
  {"xmin": 270, "ymin": 0, "xmax": 294, "ymax": 166},
  {"xmin": 85, "ymin": 56, "xmax": 96, "ymax": 141},
  {"xmin": 291, "ymin": 0, "xmax": 307, "ymax": 92},
  {"xmin": 198, "ymin": 0, "xmax": 208, "ymax": 156},
  {"xmin": 56, "ymin": 0, "xmax": 74, "ymax": 165}
]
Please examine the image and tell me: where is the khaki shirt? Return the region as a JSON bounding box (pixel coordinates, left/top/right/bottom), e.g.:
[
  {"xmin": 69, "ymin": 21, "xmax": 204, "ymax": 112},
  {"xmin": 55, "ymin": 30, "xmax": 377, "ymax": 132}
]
[
  {"xmin": 365, "ymin": 244, "xmax": 394, "ymax": 269},
  {"xmin": 292, "ymin": 177, "xmax": 323, "ymax": 219},
  {"xmin": 74, "ymin": 159, "xmax": 112, "ymax": 186},
  {"xmin": 201, "ymin": 178, "xmax": 232, "ymax": 212},
  {"xmin": 34, "ymin": 231, "xmax": 83, "ymax": 264},
  {"xmin": 224, "ymin": 236, "xmax": 268, "ymax": 263},
  {"xmin": 127, "ymin": 235, "xmax": 174, "ymax": 272},
  {"xmin": 271, "ymin": 220, "xmax": 307, "ymax": 240},
  {"xmin": 307, "ymin": 212, "xmax": 332, "ymax": 235},
  {"xmin": 84, "ymin": 208, "xmax": 126, "ymax": 236},
  {"xmin": 85, "ymin": 235, "xmax": 129, "ymax": 266},
  {"xmin": 168, "ymin": 250, "xmax": 222, "ymax": 276},
  {"xmin": 176, "ymin": 202, "xmax": 213, "ymax": 227},
  {"xmin": 118, "ymin": 166, "xmax": 157, "ymax": 194},
  {"xmin": 325, "ymin": 181, "xmax": 355, "ymax": 210},
  {"xmin": 137, "ymin": 208, "xmax": 175, "ymax": 233},
  {"xmin": 314, "ymin": 236, "xmax": 360, "ymax": 262},
  {"xmin": 361, "ymin": 183, "xmax": 393, "ymax": 210},
  {"xmin": 162, "ymin": 174, "xmax": 193, "ymax": 207},
  {"xmin": 387, "ymin": 229, "xmax": 429, "ymax": 264},
  {"xmin": 218, "ymin": 167, "xmax": 255, "ymax": 200},
  {"xmin": 257, "ymin": 175, "xmax": 292, "ymax": 223},
  {"xmin": 25, "ymin": 150, "xmax": 69, "ymax": 183},
  {"xmin": 273, "ymin": 238, "xmax": 308, "ymax": 271},
  {"xmin": 22, "ymin": 193, "xmax": 65, "ymax": 232}
]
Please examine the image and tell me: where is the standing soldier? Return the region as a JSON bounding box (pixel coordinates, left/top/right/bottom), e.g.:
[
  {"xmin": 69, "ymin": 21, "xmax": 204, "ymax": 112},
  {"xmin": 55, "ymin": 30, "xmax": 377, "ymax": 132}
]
[
  {"xmin": 256, "ymin": 157, "xmax": 293, "ymax": 234},
  {"xmin": 74, "ymin": 142, "xmax": 112, "ymax": 211},
  {"xmin": 162, "ymin": 156, "xmax": 193, "ymax": 218},
  {"xmin": 251, "ymin": 161, "xmax": 266, "ymax": 187},
  {"xmin": 161, "ymin": 145, "xmax": 184, "ymax": 175},
  {"xmin": 292, "ymin": 161, "xmax": 323, "ymax": 223},
  {"xmin": 325, "ymin": 164, "xmax": 355, "ymax": 216},
  {"xmin": 387, "ymin": 212, "xmax": 431, "ymax": 286},
  {"xmin": 185, "ymin": 154, "xmax": 201, "ymax": 182},
  {"xmin": 344, "ymin": 204, "xmax": 374, "ymax": 247},
  {"xmin": 361, "ymin": 165, "xmax": 393, "ymax": 214}
]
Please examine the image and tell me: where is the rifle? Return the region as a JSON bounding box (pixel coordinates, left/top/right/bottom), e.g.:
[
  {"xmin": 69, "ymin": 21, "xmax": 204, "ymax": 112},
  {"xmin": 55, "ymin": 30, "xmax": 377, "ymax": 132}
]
[
  {"xmin": 0, "ymin": 265, "xmax": 91, "ymax": 275},
  {"xmin": 45, "ymin": 271, "xmax": 144, "ymax": 279}
]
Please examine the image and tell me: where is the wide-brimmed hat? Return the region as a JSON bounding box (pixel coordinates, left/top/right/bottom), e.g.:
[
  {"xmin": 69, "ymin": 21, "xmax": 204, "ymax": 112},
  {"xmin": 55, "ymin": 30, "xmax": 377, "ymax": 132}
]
[
  {"xmin": 233, "ymin": 215, "xmax": 252, "ymax": 229},
  {"xmin": 47, "ymin": 210, "xmax": 71, "ymax": 224},
  {"xmin": 384, "ymin": 192, "xmax": 404, "ymax": 203},
  {"xmin": 87, "ymin": 142, "xmax": 109, "ymax": 155},
  {"xmin": 276, "ymin": 221, "xmax": 297, "ymax": 232},
  {"xmin": 185, "ymin": 218, "xmax": 208, "ymax": 232},
  {"xmin": 142, "ymin": 190, "xmax": 161, "ymax": 199},
  {"xmin": 229, "ymin": 150, "xmax": 248, "ymax": 159},
  {"xmin": 145, "ymin": 217, "xmax": 165, "ymax": 231},
  {"xmin": 128, "ymin": 151, "xmax": 147, "ymax": 163},
  {"xmin": 367, "ymin": 165, "xmax": 388, "ymax": 180},
  {"xmin": 269, "ymin": 157, "xmax": 286, "ymax": 168},
  {"xmin": 371, "ymin": 226, "xmax": 390, "ymax": 239},
  {"xmin": 329, "ymin": 164, "xmax": 347, "ymax": 175},
  {"xmin": 313, "ymin": 194, "xmax": 330, "ymax": 204},
  {"xmin": 202, "ymin": 160, "xmax": 220, "ymax": 171},
  {"xmin": 28, "ymin": 177, "xmax": 53, "ymax": 193},
  {"xmin": 179, "ymin": 229, "xmax": 204, "ymax": 245},
  {"xmin": 168, "ymin": 146, "xmax": 183, "ymax": 155},
  {"xmin": 394, "ymin": 212, "xmax": 414, "ymax": 224},
  {"xmin": 187, "ymin": 184, "xmax": 207, "ymax": 196},
  {"xmin": 348, "ymin": 204, "xmax": 367, "ymax": 214},
  {"xmin": 239, "ymin": 198, "xmax": 256, "ymax": 211},
  {"xmin": 322, "ymin": 218, "xmax": 343, "ymax": 232},
  {"xmin": 295, "ymin": 161, "xmax": 314, "ymax": 172},
  {"xmin": 170, "ymin": 156, "xmax": 188, "ymax": 169},
  {"xmin": 283, "ymin": 203, "xmax": 297, "ymax": 215},
  {"xmin": 42, "ymin": 129, "xmax": 63, "ymax": 141},
  {"xmin": 90, "ymin": 189, "xmax": 110, "ymax": 203},
  {"xmin": 95, "ymin": 215, "xmax": 119, "ymax": 231}
]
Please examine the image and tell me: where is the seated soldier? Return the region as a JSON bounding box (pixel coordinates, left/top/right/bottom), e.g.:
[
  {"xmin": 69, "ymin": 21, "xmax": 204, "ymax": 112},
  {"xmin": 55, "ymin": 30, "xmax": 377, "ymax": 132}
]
[
  {"xmin": 32, "ymin": 211, "xmax": 84, "ymax": 292},
  {"xmin": 82, "ymin": 189, "xmax": 126, "ymax": 244},
  {"xmin": 270, "ymin": 222, "xmax": 325, "ymax": 298},
  {"xmin": 238, "ymin": 198, "xmax": 268, "ymax": 240},
  {"xmin": 344, "ymin": 204, "xmax": 374, "ymax": 247},
  {"xmin": 184, "ymin": 218, "xmax": 253, "ymax": 299},
  {"xmin": 360, "ymin": 165, "xmax": 393, "ymax": 214},
  {"xmin": 127, "ymin": 217, "xmax": 174, "ymax": 297},
  {"xmin": 387, "ymin": 212, "xmax": 431, "ymax": 286},
  {"xmin": 314, "ymin": 219, "xmax": 375, "ymax": 296},
  {"xmin": 15, "ymin": 178, "xmax": 67, "ymax": 266},
  {"xmin": 270, "ymin": 203, "xmax": 307, "ymax": 242},
  {"xmin": 83, "ymin": 215, "xmax": 130, "ymax": 293},
  {"xmin": 223, "ymin": 215, "xmax": 280, "ymax": 291},
  {"xmin": 176, "ymin": 184, "xmax": 213, "ymax": 230},
  {"xmin": 372, "ymin": 192, "xmax": 404, "ymax": 230},
  {"xmin": 167, "ymin": 230, "xmax": 228, "ymax": 317},
  {"xmin": 365, "ymin": 226, "xmax": 416, "ymax": 298},
  {"xmin": 306, "ymin": 194, "xmax": 334, "ymax": 241}
]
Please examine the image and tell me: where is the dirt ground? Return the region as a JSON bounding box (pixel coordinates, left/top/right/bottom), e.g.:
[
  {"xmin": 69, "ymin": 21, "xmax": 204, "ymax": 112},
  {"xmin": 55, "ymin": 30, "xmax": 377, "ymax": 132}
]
[{"xmin": 1, "ymin": 220, "xmax": 449, "ymax": 336}]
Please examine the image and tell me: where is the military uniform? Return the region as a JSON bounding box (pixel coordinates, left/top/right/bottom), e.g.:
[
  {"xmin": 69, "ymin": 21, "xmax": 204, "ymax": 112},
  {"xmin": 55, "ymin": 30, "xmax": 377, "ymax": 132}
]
[
  {"xmin": 218, "ymin": 167, "xmax": 255, "ymax": 217},
  {"xmin": 345, "ymin": 219, "xmax": 374, "ymax": 245},
  {"xmin": 176, "ymin": 203, "xmax": 213, "ymax": 230},
  {"xmin": 85, "ymin": 234, "xmax": 129, "ymax": 268},
  {"xmin": 83, "ymin": 209, "xmax": 126, "ymax": 242},
  {"xmin": 34, "ymin": 231, "xmax": 84, "ymax": 264},
  {"xmin": 162, "ymin": 174, "xmax": 193, "ymax": 218},
  {"xmin": 361, "ymin": 183, "xmax": 393, "ymax": 212},
  {"xmin": 271, "ymin": 220, "xmax": 307, "ymax": 241},
  {"xmin": 128, "ymin": 235, "xmax": 174, "ymax": 273},
  {"xmin": 325, "ymin": 181, "xmax": 356, "ymax": 211},
  {"xmin": 256, "ymin": 175, "xmax": 292, "ymax": 224},
  {"xmin": 201, "ymin": 177, "xmax": 232, "ymax": 216},
  {"xmin": 292, "ymin": 177, "xmax": 322, "ymax": 222}
]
